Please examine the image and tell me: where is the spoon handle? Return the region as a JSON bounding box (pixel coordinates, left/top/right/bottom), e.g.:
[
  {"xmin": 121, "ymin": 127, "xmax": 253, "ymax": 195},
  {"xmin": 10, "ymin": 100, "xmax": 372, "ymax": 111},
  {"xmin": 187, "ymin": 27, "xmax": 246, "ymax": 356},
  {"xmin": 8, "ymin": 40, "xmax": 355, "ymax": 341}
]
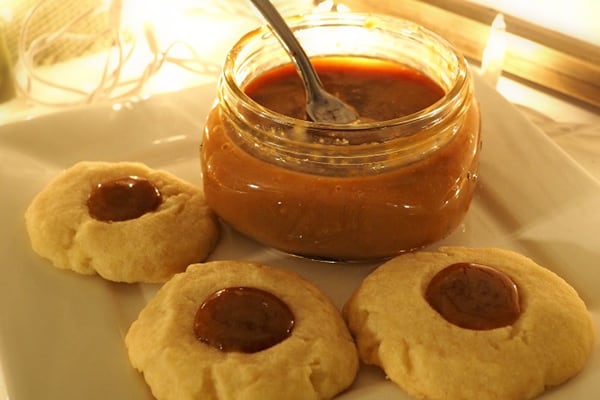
[{"xmin": 248, "ymin": 0, "xmax": 323, "ymax": 102}]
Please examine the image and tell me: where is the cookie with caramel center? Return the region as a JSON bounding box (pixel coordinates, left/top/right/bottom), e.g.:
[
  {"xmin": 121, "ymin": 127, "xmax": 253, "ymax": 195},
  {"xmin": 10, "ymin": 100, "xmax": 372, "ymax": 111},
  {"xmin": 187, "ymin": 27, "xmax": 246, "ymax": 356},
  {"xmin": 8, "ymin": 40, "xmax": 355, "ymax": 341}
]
[
  {"xmin": 25, "ymin": 161, "xmax": 219, "ymax": 282},
  {"xmin": 126, "ymin": 260, "xmax": 358, "ymax": 400},
  {"xmin": 343, "ymin": 247, "xmax": 595, "ymax": 400}
]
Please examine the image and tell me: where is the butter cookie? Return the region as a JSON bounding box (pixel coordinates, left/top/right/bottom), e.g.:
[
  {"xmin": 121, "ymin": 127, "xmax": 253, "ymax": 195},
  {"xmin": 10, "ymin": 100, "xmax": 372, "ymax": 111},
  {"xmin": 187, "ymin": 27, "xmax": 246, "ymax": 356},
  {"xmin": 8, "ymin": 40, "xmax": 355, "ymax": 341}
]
[
  {"xmin": 25, "ymin": 161, "xmax": 219, "ymax": 282},
  {"xmin": 125, "ymin": 260, "xmax": 359, "ymax": 400},
  {"xmin": 344, "ymin": 247, "xmax": 594, "ymax": 400}
]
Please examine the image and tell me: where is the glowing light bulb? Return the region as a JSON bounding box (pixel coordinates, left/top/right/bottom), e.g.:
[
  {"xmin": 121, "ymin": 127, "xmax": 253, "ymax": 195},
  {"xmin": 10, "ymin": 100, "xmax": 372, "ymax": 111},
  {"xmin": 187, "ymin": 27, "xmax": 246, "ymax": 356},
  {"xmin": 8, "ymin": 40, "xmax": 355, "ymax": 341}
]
[{"xmin": 480, "ymin": 13, "xmax": 507, "ymax": 87}]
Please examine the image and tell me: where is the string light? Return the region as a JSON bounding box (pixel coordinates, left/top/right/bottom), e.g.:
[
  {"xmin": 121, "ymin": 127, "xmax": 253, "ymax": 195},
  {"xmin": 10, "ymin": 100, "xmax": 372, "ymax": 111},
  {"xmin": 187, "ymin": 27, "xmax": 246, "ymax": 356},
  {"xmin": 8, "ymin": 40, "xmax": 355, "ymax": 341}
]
[
  {"xmin": 13, "ymin": 0, "xmax": 248, "ymax": 107},
  {"xmin": 0, "ymin": 1, "xmax": 14, "ymax": 23},
  {"xmin": 480, "ymin": 13, "xmax": 507, "ymax": 87},
  {"xmin": 313, "ymin": 0, "xmax": 351, "ymax": 13}
]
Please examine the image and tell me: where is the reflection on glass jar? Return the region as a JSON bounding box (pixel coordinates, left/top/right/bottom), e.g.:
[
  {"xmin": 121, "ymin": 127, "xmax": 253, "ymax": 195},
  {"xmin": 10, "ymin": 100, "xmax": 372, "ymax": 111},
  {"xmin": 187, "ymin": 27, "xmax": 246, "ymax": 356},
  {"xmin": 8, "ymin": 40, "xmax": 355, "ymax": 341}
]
[{"xmin": 201, "ymin": 13, "xmax": 481, "ymax": 261}]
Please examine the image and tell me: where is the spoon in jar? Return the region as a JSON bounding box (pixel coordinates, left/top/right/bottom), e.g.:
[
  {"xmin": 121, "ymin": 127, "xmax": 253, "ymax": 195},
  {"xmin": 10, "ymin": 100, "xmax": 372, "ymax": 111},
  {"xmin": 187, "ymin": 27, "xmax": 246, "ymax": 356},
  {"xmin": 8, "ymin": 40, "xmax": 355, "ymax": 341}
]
[{"xmin": 249, "ymin": 0, "xmax": 359, "ymax": 124}]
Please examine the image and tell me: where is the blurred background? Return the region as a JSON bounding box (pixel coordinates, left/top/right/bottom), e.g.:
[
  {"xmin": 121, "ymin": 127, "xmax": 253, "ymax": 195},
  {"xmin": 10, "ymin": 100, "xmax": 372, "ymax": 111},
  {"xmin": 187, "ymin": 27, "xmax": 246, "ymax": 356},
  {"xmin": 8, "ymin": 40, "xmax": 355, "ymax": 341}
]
[
  {"xmin": 0, "ymin": 0, "xmax": 598, "ymax": 107},
  {"xmin": 0, "ymin": 0, "xmax": 598, "ymax": 179}
]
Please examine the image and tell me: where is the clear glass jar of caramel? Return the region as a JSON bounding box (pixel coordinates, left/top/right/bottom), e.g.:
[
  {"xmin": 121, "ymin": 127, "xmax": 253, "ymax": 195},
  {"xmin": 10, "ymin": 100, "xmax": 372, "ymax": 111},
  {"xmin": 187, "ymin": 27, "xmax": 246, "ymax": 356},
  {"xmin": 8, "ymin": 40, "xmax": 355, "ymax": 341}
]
[{"xmin": 201, "ymin": 13, "xmax": 480, "ymax": 261}]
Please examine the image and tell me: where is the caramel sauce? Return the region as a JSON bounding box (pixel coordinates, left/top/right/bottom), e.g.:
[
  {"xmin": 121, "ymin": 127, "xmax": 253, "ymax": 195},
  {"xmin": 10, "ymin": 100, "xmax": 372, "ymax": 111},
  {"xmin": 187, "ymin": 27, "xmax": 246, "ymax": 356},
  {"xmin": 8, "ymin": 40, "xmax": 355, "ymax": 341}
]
[
  {"xmin": 244, "ymin": 58, "xmax": 444, "ymax": 121},
  {"xmin": 87, "ymin": 176, "xmax": 162, "ymax": 222},
  {"xmin": 425, "ymin": 263, "xmax": 520, "ymax": 330},
  {"xmin": 194, "ymin": 287, "xmax": 295, "ymax": 353},
  {"xmin": 201, "ymin": 57, "xmax": 481, "ymax": 260}
]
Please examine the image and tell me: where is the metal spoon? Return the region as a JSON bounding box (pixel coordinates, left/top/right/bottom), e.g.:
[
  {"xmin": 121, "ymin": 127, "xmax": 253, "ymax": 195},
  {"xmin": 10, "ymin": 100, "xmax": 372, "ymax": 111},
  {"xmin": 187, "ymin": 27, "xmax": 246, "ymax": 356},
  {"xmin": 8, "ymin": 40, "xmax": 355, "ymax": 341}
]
[{"xmin": 249, "ymin": 0, "xmax": 359, "ymax": 124}]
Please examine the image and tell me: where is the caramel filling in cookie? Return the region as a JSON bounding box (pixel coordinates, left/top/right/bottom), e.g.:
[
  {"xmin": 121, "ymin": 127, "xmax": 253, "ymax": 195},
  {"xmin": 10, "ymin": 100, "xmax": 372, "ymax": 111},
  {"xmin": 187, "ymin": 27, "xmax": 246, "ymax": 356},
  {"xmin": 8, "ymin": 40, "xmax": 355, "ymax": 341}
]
[
  {"xmin": 87, "ymin": 176, "xmax": 162, "ymax": 222},
  {"xmin": 194, "ymin": 287, "xmax": 295, "ymax": 353},
  {"xmin": 425, "ymin": 263, "xmax": 521, "ymax": 330}
]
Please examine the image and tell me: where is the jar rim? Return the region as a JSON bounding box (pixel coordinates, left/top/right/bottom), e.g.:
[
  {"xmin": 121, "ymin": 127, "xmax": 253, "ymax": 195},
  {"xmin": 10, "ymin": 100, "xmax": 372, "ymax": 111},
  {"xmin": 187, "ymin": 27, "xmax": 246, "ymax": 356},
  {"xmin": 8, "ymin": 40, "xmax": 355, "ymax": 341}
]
[{"xmin": 222, "ymin": 12, "xmax": 471, "ymax": 136}]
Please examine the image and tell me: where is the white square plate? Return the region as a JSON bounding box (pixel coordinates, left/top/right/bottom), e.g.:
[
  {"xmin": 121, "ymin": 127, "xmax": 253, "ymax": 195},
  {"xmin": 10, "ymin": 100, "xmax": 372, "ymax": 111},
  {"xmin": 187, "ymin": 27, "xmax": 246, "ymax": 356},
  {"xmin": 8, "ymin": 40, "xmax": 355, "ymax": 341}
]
[{"xmin": 0, "ymin": 76, "xmax": 598, "ymax": 399}]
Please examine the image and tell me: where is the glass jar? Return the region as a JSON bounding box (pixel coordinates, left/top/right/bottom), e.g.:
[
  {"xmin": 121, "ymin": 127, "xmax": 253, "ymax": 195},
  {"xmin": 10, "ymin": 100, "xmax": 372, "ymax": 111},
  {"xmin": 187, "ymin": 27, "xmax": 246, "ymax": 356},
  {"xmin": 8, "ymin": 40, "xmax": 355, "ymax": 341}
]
[{"xmin": 201, "ymin": 13, "xmax": 480, "ymax": 261}]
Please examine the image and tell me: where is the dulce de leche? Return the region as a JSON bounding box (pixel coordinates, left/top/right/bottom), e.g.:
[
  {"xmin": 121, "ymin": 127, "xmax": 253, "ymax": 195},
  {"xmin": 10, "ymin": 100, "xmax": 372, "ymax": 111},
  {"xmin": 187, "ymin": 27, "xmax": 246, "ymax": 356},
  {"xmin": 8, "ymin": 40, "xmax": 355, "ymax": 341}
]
[{"xmin": 201, "ymin": 14, "xmax": 481, "ymax": 261}]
